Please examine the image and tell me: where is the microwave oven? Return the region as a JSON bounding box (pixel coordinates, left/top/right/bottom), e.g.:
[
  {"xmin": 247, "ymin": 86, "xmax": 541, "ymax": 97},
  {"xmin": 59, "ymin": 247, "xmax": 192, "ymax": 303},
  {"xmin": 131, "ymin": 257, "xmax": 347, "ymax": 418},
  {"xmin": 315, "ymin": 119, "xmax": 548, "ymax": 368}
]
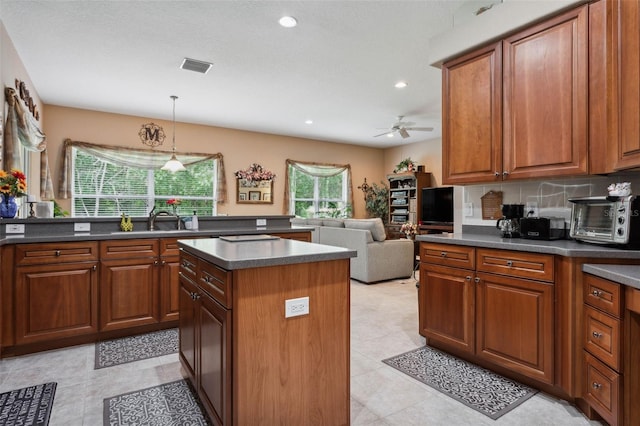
[{"xmin": 568, "ymin": 196, "xmax": 640, "ymax": 247}]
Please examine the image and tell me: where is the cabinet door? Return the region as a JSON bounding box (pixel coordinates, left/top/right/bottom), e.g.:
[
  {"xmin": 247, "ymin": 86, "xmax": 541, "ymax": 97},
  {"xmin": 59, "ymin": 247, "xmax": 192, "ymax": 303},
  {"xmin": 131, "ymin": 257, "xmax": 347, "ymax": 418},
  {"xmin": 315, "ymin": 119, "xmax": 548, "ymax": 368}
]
[
  {"xmin": 100, "ymin": 258, "xmax": 159, "ymax": 331},
  {"xmin": 419, "ymin": 263, "xmax": 474, "ymax": 353},
  {"xmin": 198, "ymin": 291, "xmax": 232, "ymax": 426},
  {"xmin": 160, "ymin": 255, "xmax": 180, "ymax": 322},
  {"xmin": 15, "ymin": 262, "xmax": 98, "ymax": 344},
  {"xmin": 442, "ymin": 42, "xmax": 502, "ymax": 184},
  {"xmin": 503, "ymin": 5, "xmax": 588, "ymax": 179},
  {"xmin": 615, "ymin": 0, "xmax": 640, "ymax": 169},
  {"xmin": 476, "ymin": 272, "xmax": 554, "ymax": 384},
  {"xmin": 179, "ymin": 275, "xmax": 198, "ymax": 380}
]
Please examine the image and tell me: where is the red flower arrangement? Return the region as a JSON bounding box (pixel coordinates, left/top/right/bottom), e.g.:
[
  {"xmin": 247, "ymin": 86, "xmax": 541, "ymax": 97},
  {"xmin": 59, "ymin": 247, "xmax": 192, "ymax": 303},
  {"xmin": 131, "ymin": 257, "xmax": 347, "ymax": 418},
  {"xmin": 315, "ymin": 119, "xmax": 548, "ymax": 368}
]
[
  {"xmin": 166, "ymin": 198, "xmax": 182, "ymax": 206},
  {"xmin": 0, "ymin": 169, "xmax": 27, "ymax": 197}
]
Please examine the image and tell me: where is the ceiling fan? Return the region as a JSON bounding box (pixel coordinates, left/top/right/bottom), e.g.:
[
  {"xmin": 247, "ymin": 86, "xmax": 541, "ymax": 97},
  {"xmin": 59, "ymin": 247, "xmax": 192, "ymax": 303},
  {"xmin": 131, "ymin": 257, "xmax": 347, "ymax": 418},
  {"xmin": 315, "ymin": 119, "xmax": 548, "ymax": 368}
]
[{"xmin": 373, "ymin": 116, "xmax": 433, "ymax": 139}]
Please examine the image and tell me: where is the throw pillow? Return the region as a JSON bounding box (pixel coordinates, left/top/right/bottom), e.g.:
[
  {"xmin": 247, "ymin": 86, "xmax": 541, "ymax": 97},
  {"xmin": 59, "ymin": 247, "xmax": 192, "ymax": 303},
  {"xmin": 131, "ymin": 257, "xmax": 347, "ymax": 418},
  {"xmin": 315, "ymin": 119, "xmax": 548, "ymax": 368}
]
[{"xmin": 344, "ymin": 218, "xmax": 386, "ymax": 241}]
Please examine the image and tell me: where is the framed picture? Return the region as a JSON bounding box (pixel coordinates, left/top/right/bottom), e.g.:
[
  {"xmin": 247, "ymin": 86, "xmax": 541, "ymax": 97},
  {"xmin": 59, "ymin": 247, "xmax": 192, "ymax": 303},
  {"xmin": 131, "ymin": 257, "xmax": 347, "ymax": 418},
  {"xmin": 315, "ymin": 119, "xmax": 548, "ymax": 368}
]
[
  {"xmin": 263, "ymin": 193, "xmax": 271, "ymax": 201},
  {"xmin": 249, "ymin": 191, "xmax": 261, "ymax": 201},
  {"xmin": 239, "ymin": 193, "xmax": 247, "ymax": 201}
]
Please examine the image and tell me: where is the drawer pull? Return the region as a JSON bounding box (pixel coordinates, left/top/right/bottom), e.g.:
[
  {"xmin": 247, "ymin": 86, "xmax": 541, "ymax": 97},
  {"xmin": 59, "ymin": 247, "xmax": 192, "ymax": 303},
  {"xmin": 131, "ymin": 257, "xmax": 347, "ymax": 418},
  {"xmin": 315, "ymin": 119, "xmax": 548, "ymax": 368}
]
[
  {"xmin": 506, "ymin": 260, "xmax": 513, "ymax": 267},
  {"xmin": 440, "ymin": 252, "xmax": 447, "ymax": 257},
  {"xmin": 55, "ymin": 250, "xmax": 61, "ymax": 256},
  {"xmin": 592, "ymin": 331, "xmax": 603, "ymax": 339},
  {"xmin": 592, "ymin": 289, "xmax": 603, "ymax": 297},
  {"xmin": 592, "ymin": 382, "xmax": 602, "ymax": 390},
  {"xmin": 466, "ymin": 276, "xmax": 471, "ymax": 281},
  {"xmin": 474, "ymin": 277, "xmax": 480, "ymax": 283},
  {"xmin": 204, "ymin": 276, "xmax": 211, "ymax": 284}
]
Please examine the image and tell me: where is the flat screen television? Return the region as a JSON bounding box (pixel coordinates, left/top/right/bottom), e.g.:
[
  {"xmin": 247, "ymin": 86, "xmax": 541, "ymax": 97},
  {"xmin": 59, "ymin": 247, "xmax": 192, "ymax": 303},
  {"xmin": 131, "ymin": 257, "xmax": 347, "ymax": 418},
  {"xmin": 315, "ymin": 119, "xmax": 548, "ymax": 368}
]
[{"xmin": 421, "ymin": 187, "xmax": 454, "ymax": 225}]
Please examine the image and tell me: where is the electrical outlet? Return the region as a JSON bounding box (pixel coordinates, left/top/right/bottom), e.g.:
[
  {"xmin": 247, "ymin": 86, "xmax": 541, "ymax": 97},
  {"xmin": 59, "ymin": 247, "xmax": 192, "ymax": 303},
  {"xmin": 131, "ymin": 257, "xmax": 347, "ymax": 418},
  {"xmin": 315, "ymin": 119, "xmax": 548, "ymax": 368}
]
[
  {"xmin": 74, "ymin": 222, "xmax": 91, "ymax": 232},
  {"xmin": 6, "ymin": 224, "xmax": 24, "ymax": 234},
  {"xmin": 285, "ymin": 296, "xmax": 309, "ymax": 318},
  {"xmin": 464, "ymin": 202, "xmax": 473, "ymax": 217},
  {"xmin": 256, "ymin": 218, "xmax": 267, "ymax": 226}
]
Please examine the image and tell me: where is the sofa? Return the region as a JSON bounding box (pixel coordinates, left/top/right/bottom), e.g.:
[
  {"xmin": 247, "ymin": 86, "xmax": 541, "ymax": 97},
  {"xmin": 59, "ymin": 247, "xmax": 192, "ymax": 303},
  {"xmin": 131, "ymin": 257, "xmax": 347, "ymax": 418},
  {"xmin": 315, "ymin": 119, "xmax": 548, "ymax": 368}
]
[{"xmin": 290, "ymin": 217, "xmax": 414, "ymax": 283}]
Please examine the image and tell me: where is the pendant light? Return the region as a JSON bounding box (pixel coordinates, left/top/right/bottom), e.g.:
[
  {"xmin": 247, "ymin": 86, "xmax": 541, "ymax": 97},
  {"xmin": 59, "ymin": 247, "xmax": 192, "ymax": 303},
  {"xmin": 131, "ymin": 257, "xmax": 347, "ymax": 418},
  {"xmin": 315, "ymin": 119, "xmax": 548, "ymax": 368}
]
[{"xmin": 161, "ymin": 95, "xmax": 186, "ymax": 172}]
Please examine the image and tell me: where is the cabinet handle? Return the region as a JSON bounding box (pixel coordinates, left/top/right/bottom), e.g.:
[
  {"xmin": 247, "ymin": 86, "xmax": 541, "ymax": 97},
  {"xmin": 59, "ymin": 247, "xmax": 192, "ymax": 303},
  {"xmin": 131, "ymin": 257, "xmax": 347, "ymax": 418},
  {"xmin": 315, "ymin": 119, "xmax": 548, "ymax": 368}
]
[
  {"xmin": 466, "ymin": 276, "xmax": 472, "ymax": 281},
  {"xmin": 592, "ymin": 382, "xmax": 602, "ymax": 390},
  {"xmin": 204, "ymin": 276, "xmax": 211, "ymax": 283},
  {"xmin": 92, "ymin": 265, "xmax": 97, "ymax": 272},
  {"xmin": 506, "ymin": 260, "xmax": 513, "ymax": 267},
  {"xmin": 494, "ymin": 171, "xmax": 500, "ymax": 177},
  {"xmin": 154, "ymin": 260, "xmax": 159, "ymax": 266},
  {"xmin": 592, "ymin": 289, "xmax": 603, "ymax": 297},
  {"xmin": 474, "ymin": 277, "xmax": 480, "ymax": 283},
  {"xmin": 191, "ymin": 292, "xmax": 201, "ymax": 300},
  {"xmin": 592, "ymin": 331, "xmax": 603, "ymax": 339},
  {"xmin": 161, "ymin": 260, "xmax": 166, "ymax": 266},
  {"xmin": 55, "ymin": 250, "xmax": 61, "ymax": 256},
  {"xmin": 441, "ymin": 252, "xmax": 447, "ymax": 257},
  {"xmin": 502, "ymin": 171, "xmax": 509, "ymax": 177}
]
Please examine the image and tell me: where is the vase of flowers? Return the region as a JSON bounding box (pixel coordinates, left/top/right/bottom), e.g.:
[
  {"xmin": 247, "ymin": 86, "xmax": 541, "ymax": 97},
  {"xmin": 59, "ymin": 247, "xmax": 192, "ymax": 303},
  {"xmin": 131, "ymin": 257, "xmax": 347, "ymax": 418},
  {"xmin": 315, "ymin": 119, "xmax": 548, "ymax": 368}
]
[
  {"xmin": 0, "ymin": 169, "xmax": 27, "ymax": 218},
  {"xmin": 400, "ymin": 221, "xmax": 417, "ymax": 239},
  {"xmin": 167, "ymin": 198, "xmax": 181, "ymax": 215}
]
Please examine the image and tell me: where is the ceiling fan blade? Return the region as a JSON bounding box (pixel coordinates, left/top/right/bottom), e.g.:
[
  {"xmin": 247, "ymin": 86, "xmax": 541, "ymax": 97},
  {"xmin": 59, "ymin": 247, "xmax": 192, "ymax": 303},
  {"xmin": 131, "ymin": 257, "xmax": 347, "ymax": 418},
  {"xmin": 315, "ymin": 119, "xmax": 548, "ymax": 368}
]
[
  {"xmin": 373, "ymin": 131, "xmax": 393, "ymax": 138},
  {"xmin": 405, "ymin": 127, "xmax": 434, "ymax": 132},
  {"xmin": 399, "ymin": 128, "xmax": 410, "ymax": 139}
]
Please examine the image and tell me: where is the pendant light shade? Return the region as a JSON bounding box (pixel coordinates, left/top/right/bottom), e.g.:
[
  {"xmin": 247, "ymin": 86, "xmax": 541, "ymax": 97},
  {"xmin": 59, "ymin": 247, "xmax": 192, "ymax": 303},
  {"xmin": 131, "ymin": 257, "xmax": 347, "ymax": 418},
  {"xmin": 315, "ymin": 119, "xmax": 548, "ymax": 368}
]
[{"xmin": 162, "ymin": 95, "xmax": 186, "ymax": 172}]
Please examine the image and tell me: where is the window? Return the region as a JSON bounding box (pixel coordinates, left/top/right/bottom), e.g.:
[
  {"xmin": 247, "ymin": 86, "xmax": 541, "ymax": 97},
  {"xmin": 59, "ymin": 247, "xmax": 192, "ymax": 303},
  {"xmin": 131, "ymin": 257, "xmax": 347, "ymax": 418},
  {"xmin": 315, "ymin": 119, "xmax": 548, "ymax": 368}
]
[
  {"xmin": 286, "ymin": 160, "xmax": 352, "ymax": 218},
  {"xmin": 72, "ymin": 147, "xmax": 217, "ymax": 217}
]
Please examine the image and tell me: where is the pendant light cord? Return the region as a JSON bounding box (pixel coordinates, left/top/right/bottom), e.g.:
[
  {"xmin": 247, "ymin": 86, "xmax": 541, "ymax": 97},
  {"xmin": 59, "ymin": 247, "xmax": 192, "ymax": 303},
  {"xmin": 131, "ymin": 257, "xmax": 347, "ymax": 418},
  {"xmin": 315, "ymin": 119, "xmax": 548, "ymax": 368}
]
[{"xmin": 171, "ymin": 95, "xmax": 178, "ymax": 153}]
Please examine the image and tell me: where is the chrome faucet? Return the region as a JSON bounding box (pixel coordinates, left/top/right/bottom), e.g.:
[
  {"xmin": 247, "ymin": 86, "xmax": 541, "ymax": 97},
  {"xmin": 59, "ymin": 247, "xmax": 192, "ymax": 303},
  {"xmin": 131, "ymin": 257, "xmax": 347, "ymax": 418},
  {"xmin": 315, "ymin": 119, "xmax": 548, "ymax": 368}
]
[{"xmin": 148, "ymin": 206, "xmax": 183, "ymax": 231}]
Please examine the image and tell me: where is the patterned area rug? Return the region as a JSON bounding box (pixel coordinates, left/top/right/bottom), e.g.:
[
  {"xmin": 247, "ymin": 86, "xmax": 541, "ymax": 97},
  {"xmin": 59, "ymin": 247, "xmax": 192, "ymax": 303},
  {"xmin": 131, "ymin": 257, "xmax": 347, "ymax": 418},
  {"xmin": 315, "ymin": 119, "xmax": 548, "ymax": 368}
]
[
  {"xmin": 104, "ymin": 380, "xmax": 210, "ymax": 426},
  {"xmin": 95, "ymin": 328, "xmax": 178, "ymax": 369},
  {"xmin": 0, "ymin": 382, "xmax": 56, "ymax": 426},
  {"xmin": 383, "ymin": 346, "xmax": 538, "ymax": 420}
]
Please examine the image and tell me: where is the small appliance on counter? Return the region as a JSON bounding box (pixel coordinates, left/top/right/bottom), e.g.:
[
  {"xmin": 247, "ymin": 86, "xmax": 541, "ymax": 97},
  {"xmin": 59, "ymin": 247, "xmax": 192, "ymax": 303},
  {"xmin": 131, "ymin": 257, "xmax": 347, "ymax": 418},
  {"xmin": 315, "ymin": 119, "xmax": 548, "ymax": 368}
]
[
  {"xmin": 569, "ymin": 195, "xmax": 640, "ymax": 247},
  {"xmin": 520, "ymin": 217, "xmax": 566, "ymax": 240},
  {"xmin": 496, "ymin": 204, "xmax": 525, "ymax": 238}
]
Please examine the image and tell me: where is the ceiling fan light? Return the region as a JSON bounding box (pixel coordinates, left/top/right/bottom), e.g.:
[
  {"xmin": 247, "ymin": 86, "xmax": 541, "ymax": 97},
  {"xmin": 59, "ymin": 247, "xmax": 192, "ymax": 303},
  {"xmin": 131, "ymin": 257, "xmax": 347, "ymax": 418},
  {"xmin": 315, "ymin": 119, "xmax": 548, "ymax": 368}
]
[
  {"xmin": 162, "ymin": 154, "xmax": 186, "ymax": 172},
  {"xmin": 279, "ymin": 16, "xmax": 298, "ymax": 28},
  {"xmin": 386, "ymin": 133, "xmax": 394, "ymax": 138}
]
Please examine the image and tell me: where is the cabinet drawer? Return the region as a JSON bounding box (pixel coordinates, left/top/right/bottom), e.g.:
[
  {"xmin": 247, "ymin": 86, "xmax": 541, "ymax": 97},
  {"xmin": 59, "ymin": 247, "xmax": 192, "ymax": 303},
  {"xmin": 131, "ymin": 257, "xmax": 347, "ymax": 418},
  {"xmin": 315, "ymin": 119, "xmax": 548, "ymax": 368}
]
[
  {"xmin": 100, "ymin": 239, "xmax": 159, "ymax": 260},
  {"xmin": 583, "ymin": 351, "xmax": 621, "ymax": 426},
  {"xmin": 420, "ymin": 243, "xmax": 475, "ymax": 270},
  {"xmin": 179, "ymin": 250, "xmax": 198, "ymax": 282},
  {"xmin": 15, "ymin": 241, "xmax": 98, "ymax": 265},
  {"xmin": 160, "ymin": 238, "xmax": 180, "ymax": 257},
  {"xmin": 584, "ymin": 305, "xmax": 621, "ymax": 371},
  {"xmin": 476, "ymin": 248, "xmax": 554, "ymax": 282},
  {"xmin": 198, "ymin": 262, "xmax": 232, "ymax": 309},
  {"xmin": 584, "ymin": 274, "xmax": 622, "ymax": 318}
]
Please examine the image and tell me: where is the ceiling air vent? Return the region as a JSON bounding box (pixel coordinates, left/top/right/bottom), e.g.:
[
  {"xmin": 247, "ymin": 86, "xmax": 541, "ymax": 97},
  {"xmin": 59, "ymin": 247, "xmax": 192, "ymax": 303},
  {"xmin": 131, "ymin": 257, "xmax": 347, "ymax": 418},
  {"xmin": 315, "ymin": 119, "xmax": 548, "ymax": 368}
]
[{"xmin": 180, "ymin": 58, "xmax": 213, "ymax": 74}]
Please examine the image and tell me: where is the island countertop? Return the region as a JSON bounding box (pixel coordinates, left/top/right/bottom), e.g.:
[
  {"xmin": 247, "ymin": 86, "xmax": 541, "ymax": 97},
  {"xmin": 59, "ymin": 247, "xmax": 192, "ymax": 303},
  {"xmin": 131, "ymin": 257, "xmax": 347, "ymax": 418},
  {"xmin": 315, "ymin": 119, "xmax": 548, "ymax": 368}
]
[{"xmin": 178, "ymin": 236, "xmax": 356, "ymax": 270}]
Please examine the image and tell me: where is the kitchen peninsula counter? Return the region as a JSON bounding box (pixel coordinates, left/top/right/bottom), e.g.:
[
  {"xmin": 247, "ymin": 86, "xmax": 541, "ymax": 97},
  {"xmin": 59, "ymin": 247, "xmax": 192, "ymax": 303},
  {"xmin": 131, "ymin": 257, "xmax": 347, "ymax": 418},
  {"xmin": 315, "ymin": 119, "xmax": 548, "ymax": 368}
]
[{"xmin": 177, "ymin": 236, "xmax": 355, "ymax": 425}]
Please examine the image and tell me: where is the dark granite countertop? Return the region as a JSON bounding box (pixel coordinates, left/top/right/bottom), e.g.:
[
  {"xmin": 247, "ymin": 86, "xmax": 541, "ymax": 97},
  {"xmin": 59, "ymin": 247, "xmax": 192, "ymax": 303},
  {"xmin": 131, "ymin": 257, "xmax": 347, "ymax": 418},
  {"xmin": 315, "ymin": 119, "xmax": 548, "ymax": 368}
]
[
  {"xmin": 416, "ymin": 233, "xmax": 640, "ymax": 259},
  {"xmin": 178, "ymin": 237, "xmax": 356, "ymax": 270},
  {"xmin": 582, "ymin": 264, "xmax": 640, "ymax": 290}
]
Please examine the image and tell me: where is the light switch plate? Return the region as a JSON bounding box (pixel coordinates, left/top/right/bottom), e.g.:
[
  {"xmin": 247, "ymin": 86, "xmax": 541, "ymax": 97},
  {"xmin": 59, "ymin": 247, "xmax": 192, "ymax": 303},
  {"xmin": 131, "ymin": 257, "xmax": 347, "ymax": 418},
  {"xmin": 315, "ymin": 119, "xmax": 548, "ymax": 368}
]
[
  {"xmin": 464, "ymin": 203, "xmax": 473, "ymax": 217},
  {"xmin": 74, "ymin": 222, "xmax": 91, "ymax": 232},
  {"xmin": 6, "ymin": 224, "xmax": 25, "ymax": 234}
]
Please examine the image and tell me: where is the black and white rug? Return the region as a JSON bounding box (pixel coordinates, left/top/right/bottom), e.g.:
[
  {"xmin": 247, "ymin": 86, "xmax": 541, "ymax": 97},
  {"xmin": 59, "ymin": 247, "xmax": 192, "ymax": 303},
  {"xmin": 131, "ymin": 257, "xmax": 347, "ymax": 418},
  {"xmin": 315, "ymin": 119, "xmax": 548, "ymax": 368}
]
[
  {"xmin": 104, "ymin": 379, "xmax": 210, "ymax": 426},
  {"xmin": 0, "ymin": 382, "xmax": 56, "ymax": 426},
  {"xmin": 95, "ymin": 328, "xmax": 178, "ymax": 369},
  {"xmin": 382, "ymin": 346, "xmax": 537, "ymax": 420}
]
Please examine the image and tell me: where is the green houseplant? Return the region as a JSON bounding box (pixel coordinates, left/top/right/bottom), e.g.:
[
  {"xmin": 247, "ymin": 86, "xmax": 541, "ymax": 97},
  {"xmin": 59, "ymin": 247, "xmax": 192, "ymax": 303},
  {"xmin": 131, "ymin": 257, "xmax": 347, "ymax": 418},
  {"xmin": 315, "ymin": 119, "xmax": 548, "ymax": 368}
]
[{"xmin": 363, "ymin": 181, "xmax": 389, "ymax": 224}]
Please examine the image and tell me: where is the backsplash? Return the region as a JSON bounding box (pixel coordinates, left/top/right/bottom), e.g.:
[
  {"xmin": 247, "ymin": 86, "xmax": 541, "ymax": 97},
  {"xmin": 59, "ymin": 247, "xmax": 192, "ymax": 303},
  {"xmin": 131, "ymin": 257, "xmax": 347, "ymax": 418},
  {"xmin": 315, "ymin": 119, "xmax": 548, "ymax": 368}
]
[{"xmin": 460, "ymin": 172, "xmax": 640, "ymax": 227}]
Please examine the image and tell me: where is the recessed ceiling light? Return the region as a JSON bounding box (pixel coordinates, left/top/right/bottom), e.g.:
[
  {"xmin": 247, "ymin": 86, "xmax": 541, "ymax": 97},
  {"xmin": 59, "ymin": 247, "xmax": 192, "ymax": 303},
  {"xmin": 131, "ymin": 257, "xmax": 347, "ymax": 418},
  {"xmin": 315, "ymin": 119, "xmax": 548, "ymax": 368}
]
[
  {"xmin": 305, "ymin": 119, "xmax": 313, "ymax": 125},
  {"xmin": 386, "ymin": 133, "xmax": 394, "ymax": 138},
  {"xmin": 279, "ymin": 16, "xmax": 298, "ymax": 28},
  {"xmin": 394, "ymin": 81, "xmax": 408, "ymax": 89}
]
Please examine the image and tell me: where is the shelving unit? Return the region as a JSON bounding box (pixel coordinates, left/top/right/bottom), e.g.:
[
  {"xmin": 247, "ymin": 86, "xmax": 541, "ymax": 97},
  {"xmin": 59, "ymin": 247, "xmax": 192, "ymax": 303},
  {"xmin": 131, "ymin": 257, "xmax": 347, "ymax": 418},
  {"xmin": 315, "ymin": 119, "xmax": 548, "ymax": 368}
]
[{"xmin": 386, "ymin": 171, "xmax": 432, "ymax": 227}]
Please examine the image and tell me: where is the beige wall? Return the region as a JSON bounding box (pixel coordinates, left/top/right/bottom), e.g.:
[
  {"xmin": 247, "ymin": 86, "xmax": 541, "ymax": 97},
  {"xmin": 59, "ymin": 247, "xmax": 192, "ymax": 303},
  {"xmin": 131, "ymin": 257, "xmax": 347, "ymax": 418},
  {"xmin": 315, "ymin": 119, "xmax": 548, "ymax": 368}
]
[
  {"xmin": 383, "ymin": 137, "xmax": 443, "ymax": 187},
  {"xmin": 43, "ymin": 105, "xmax": 389, "ymax": 217}
]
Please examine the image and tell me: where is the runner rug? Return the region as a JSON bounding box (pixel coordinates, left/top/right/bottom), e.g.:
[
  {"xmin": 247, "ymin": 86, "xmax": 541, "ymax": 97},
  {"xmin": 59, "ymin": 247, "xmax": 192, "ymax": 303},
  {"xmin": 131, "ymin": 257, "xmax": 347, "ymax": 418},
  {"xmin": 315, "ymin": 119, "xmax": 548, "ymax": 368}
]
[
  {"xmin": 382, "ymin": 346, "xmax": 538, "ymax": 420},
  {"xmin": 104, "ymin": 379, "xmax": 210, "ymax": 426},
  {"xmin": 95, "ymin": 328, "xmax": 178, "ymax": 369},
  {"xmin": 0, "ymin": 382, "xmax": 56, "ymax": 426}
]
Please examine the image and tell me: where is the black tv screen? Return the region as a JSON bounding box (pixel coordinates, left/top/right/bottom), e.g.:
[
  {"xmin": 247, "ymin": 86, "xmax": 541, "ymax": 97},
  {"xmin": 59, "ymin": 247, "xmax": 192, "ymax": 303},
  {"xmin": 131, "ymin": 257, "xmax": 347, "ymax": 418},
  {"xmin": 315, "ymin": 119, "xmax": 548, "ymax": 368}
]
[{"xmin": 421, "ymin": 187, "xmax": 453, "ymax": 225}]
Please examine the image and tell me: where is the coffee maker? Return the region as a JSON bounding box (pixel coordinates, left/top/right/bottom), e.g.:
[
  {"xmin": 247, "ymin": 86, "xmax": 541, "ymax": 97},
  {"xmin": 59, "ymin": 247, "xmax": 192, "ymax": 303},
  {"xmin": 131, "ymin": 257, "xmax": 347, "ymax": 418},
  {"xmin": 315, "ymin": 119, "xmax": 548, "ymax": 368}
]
[{"xmin": 496, "ymin": 204, "xmax": 525, "ymax": 238}]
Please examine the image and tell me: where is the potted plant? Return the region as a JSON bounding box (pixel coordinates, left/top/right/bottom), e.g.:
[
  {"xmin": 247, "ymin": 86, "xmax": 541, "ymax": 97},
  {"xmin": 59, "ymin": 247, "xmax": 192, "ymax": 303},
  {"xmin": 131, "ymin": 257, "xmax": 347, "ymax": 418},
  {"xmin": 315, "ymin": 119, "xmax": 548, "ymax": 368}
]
[{"xmin": 363, "ymin": 181, "xmax": 389, "ymax": 224}]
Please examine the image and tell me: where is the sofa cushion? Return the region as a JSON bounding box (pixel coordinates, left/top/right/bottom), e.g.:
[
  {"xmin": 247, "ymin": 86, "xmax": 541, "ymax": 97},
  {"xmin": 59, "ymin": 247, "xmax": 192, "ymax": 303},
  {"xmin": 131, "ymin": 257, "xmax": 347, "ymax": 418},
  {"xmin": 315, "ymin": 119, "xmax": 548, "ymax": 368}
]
[
  {"xmin": 344, "ymin": 218, "xmax": 386, "ymax": 241},
  {"xmin": 322, "ymin": 219, "xmax": 345, "ymax": 228},
  {"xmin": 290, "ymin": 218, "xmax": 308, "ymax": 225},
  {"xmin": 306, "ymin": 218, "xmax": 324, "ymax": 226}
]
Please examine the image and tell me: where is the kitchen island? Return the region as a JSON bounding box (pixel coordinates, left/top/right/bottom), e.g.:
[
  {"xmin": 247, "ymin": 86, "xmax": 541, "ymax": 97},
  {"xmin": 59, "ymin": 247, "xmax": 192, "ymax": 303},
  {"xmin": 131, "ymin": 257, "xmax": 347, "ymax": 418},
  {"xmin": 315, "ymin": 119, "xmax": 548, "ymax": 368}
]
[{"xmin": 177, "ymin": 236, "xmax": 355, "ymax": 426}]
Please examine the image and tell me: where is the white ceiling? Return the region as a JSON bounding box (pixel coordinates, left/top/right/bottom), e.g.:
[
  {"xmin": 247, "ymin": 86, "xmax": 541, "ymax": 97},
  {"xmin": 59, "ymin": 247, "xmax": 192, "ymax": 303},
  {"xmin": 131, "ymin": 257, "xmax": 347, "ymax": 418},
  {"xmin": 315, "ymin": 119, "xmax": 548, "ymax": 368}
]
[{"xmin": 1, "ymin": 0, "xmax": 484, "ymax": 148}]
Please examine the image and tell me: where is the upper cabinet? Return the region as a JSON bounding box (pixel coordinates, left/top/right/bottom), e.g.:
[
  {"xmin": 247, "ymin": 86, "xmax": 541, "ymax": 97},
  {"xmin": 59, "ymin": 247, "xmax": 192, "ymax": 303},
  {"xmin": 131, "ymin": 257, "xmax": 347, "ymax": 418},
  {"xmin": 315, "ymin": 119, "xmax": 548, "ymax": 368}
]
[{"xmin": 442, "ymin": 5, "xmax": 589, "ymax": 185}]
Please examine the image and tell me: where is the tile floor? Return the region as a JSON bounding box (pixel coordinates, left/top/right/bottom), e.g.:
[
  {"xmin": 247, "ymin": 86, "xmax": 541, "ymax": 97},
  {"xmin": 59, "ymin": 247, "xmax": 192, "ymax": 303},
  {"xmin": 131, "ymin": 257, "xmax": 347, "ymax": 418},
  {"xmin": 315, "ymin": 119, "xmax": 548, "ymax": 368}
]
[{"xmin": 0, "ymin": 276, "xmax": 603, "ymax": 425}]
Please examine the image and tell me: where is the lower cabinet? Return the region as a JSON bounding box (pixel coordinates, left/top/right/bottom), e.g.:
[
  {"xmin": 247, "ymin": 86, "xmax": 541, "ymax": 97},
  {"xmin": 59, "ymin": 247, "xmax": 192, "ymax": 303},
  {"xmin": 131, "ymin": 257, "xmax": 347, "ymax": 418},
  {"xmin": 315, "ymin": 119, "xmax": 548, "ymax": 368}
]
[
  {"xmin": 179, "ymin": 255, "xmax": 231, "ymax": 426},
  {"xmin": 419, "ymin": 243, "xmax": 554, "ymax": 385}
]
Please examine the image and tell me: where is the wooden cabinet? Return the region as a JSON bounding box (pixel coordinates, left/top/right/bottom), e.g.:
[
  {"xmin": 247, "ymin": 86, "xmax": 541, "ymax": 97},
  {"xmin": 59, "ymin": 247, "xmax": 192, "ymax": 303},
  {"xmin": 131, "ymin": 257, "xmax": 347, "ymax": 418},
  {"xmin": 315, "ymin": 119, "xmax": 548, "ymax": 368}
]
[
  {"xmin": 159, "ymin": 238, "xmax": 180, "ymax": 322},
  {"xmin": 420, "ymin": 243, "xmax": 554, "ymax": 384},
  {"xmin": 387, "ymin": 171, "xmax": 431, "ymax": 225},
  {"xmin": 179, "ymin": 254, "xmax": 231, "ymax": 426},
  {"xmin": 582, "ymin": 273, "xmax": 624, "ymax": 425},
  {"xmin": 14, "ymin": 242, "xmax": 99, "ymax": 345},
  {"xmin": 442, "ymin": 5, "xmax": 588, "ymax": 184}
]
